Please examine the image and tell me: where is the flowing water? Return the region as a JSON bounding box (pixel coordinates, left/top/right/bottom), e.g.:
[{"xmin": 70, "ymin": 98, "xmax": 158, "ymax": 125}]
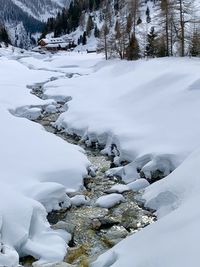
[{"xmin": 20, "ymin": 80, "xmax": 155, "ymax": 267}]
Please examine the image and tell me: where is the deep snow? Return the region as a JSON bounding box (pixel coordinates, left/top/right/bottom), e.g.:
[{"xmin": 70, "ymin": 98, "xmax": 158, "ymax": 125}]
[
  {"xmin": 0, "ymin": 48, "xmax": 90, "ymax": 265},
  {"xmin": 24, "ymin": 51, "xmax": 200, "ymax": 267},
  {"xmin": 1, "ymin": 48, "xmax": 200, "ymax": 267},
  {"xmin": 39, "ymin": 54, "xmax": 200, "ymax": 181}
]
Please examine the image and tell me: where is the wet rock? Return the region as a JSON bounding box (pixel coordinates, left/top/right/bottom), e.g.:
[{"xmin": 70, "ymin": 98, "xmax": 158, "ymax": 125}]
[
  {"xmin": 110, "ymin": 162, "xmax": 116, "ymax": 169},
  {"xmin": 101, "ymin": 226, "xmax": 129, "ymax": 246},
  {"xmin": 121, "ymin": 208, "xmax": 140, "ymax": 230},
  {"xmin": 47, "ymin": 209, "xmax": 69, "ymax": 224},
  {"xmin": 106, "ymin": 225, "xmax": 128, "ymax": 239},
  {"xmin": 51, "ymin": 221, "xmax": 75, "ymax": 235},
  {"xmin": 65, "ymin": 245, "xmax": 89, "ymax": 265},
  {"xmin": 20, "ymin": 256, "xmax": 35, "ymax": 267},
  {"xmin": 88, "ymin": 166, "xmax": 97, "ymax": 177},
  {"xmin": 83, "ymin": 177, "xmax": 95, "ymax": 190},
  {"xmin": 105, "ymin": 166, "xmax": 124, "ymax": 178},
  {"xmin": 35, "ymin": 262, "xmax": 74, "ymax": 267},
  {"xmin": 99, "ymin": 216, "xmax": 121, "ymax": 228},
  {"xmin": 140, "ymin": 169, "xmax": 165, "ymax": 183},
  {"xmin": 91, "ymin": 219, "xmax": 101, "ymax": 230}
]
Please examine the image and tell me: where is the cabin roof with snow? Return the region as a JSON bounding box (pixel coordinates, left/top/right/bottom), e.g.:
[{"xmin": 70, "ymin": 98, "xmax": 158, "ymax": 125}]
[
  {"xmin": 37, "ymin": 37, "xmax": 75, "ymax": 51},
  {"xmin": 38, "ymin": 37, "xmax": 73, "ymax": 46},
  {"xmin": 42, "ymin": 37, "xmax": 64, "ymax": 44}
]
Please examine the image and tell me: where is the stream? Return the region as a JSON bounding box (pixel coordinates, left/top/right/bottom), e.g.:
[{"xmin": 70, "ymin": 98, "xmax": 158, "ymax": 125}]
[{"xmin": 19, "ymin": 78, "xmax": 155, "ymax": 267}]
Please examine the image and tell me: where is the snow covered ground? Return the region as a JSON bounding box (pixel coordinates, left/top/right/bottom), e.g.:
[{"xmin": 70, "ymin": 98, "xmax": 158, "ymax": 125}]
[
  {"xmin": 22, "ymin": 51, "xmax": 200, "ymax": 267},
  {"xmin": 1, "ymin": 47, "xmax": 200, "ymax": 266},
  {"xmin": 0, "ymin": 48, "xmax": 90, "ymax": 265},
  {"xmin": 38, "ymin": 54, "xmax": 200, "ymax": 181}
]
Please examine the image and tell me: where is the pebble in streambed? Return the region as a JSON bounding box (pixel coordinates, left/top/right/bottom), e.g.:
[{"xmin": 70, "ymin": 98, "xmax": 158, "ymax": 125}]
[{"xmin": 19, "ymin": 84, "xmax": 155, "ymax": 267}]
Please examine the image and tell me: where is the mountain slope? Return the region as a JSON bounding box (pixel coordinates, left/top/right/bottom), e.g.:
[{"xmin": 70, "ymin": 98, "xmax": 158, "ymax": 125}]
[
  {"xmin": 0, "ymin": 0, "xmax": 70, "ymax": 47},
  {"xmin": 11, "ymin": 0, "xmax": 70, "ymax": 21}
]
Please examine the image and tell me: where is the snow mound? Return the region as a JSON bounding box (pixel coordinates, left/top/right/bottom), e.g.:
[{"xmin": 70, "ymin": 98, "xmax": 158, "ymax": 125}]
[
  {"xmin": 95, "ymin": 194, "xmax": 125, "ymax": 209},
  {"xmin": 48, "ymin": 56, "xmax": 200, "ymax": 181},
  {"xmin": 105, "ymin": 184, "xmax": 129, "ymax": 194},
  {"xmin": 0, "ymin": 51, "xmax": 90, "ymax": 266},
  {"xmin": 70, "ymin": 195, "xmax": 90, "ymax": 207},
  {"xmin": 127, "ymin": 179, "xmax": 150, "ymax": 192}
]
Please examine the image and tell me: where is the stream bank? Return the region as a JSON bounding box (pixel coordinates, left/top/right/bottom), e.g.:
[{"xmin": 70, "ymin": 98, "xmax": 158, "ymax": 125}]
[{"xmin": 18, "ymin": 80, "xmax": 155, "ymax": 267}]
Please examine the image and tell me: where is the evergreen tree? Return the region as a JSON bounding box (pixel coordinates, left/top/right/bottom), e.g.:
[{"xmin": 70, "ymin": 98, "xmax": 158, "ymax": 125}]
[
  {"xmin": 0, "ymin": 25, "xmax": 10, "ymax": 45},
  {"xmin": 146, "ymin": 27, "xmax": 157, "ymax": 57},
  {"xmin": 126, "ymin": 34, "xmax": 140, "ymax": 60},
  {"xmin": 190, "ymin": 28, "xmax": 200, "ymax": 56},
  {"xmin": 82, "ymin": 31, "xmax": 87, "ymax": 45}
]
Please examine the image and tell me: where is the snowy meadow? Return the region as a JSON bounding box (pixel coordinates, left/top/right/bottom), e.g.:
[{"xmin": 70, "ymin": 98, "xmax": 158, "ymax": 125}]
[{"xmin": 1, "ymin": 48, "xmax": 200, "ymax": 266}]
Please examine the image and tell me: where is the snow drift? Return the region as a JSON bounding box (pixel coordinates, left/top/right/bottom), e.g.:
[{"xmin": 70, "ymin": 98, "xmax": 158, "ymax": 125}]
[
  {"xmin": 2, "ymin": 48, "xmax": 200, "ymax": 267},
  {"xmin": 0, "ymin": 49, "xmax": 89, "ymax": 265},
  {"xmin": 92, "ymin": 148, "xmax": 200, "ymax": 267},
  {"xmin": 40, "ymin": 55, "xmax": 200, "ymax": 181}
]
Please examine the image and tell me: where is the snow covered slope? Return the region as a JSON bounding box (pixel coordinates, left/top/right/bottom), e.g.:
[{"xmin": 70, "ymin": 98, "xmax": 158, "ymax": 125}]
[
  {"xmin": 92, "ymin": 147, "xmax": 200, "ymax": 267},
  {"xmin": 0, "ymin": 48, "xmax": 89, "ymax": 265},
  {"xmin": 0, "ymin": 0, "xmax": 71, "ymax": 47},
  {"xmin": 17, "ymin": 51, "xmax": 200, "ymax": 267},
  {"xmin": 2, "ymin": 48, "xmax": 200, "ymax": 266},
  {"xmin": 7, "ymin": 0, "xmax": 70, "ymax": 22},
  {"xmin": 31, "ymin": 54, "xmax": 200, "ymax": 181}
]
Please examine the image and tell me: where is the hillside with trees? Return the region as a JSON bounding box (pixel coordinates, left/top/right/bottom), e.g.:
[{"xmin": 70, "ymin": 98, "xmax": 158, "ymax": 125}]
[
  {"xmin": 41, "ymin": 0, "xmax": 200, "ymax": 59},
  {"xmin": 0, "ymin": 24, "xmax": 10, "ymax": 45}
]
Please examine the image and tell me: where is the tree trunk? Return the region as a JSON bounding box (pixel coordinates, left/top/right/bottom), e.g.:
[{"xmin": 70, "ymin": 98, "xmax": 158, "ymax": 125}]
[{"xmin": 179, "ymin": 0, "xmax": 185, "ymax": 56}]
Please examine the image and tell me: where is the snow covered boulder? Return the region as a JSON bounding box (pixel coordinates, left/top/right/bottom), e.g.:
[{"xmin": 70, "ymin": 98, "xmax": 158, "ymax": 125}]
[
  {"xmin": 106, "ymin": 162, "xmax": 140, "ymax": 183},
  {"xmin": 70, "ymin": 195, "xmax": 90, "ymax": 207},
  {"xmin": 105, "ymin": 184, "xmax": 130, "ymax": 194},
  {"xmin": 45, "ymin": 104, "xmax": 57, "ymax": 114},
  {"xmin": 25, "ymin": 107, "xmax": 42, "ymax": 120},
  {"xmin": 128, "ymin": 179, "xmax": 150, "ymax": 192},
  {"xmin": 95, "ymin": 194, "xmax": 125, "ymax": 209},
  {"xmin": 12, "ymin": 106, "xmax": 42, "ymax": 121},
  {"xmin": 51, "ymin": 221, "xmax": 75, "ymax": 235}
]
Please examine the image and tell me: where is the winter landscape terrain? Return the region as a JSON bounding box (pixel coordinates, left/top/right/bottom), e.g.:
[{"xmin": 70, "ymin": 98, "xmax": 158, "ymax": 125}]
[
  {"xmin": 1, "ymin": 0, "xmax": 200, "ymax": 266},
  {"xmin": 1, "ymin": 47, "xmax": 200, "ymax": 267}
]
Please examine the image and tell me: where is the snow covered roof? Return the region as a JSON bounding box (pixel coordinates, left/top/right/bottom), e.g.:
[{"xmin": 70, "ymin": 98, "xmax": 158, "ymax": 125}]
[
  {"xmin": 40, "ymin": 37, "xmax": 73, "ymax": 45},
  {"xmin": 42, "ymin": 37, "xmax": 65, "ymax": 44}
]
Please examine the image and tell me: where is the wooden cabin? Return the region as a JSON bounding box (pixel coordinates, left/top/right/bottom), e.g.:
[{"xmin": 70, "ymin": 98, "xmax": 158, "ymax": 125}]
[{"xmin": 38, "ymin": 37, "xmax": 75, "ymax": 51}]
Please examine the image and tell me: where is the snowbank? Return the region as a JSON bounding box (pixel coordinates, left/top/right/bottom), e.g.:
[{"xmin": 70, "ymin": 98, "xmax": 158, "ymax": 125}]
[
  {"xmin": 42, "ymin": 56, "xmax": 200, "ymax": 181},
  {"xmin": 28, "ymin": 53, "xmax": 200, "ymax": 266},
  {"xmin": 0, "ymin": 50, "xmax": 89, "ymax": 265},
  {"xmin": 91, "ymin": 148, "xmax": 200, "ymax": 267},
  {"xmin": 2, "ymin": 49, "xmax": 200, "ymax": 266}
]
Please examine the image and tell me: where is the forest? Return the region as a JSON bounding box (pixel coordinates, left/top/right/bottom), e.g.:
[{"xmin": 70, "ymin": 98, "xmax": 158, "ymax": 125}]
[{"xmin": 41, "ymin": 0, "xmax": 200, "ymax": 60}]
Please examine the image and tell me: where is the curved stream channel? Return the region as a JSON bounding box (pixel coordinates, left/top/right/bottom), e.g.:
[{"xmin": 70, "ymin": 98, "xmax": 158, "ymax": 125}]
[{"xmin": 19, "ymin": 77, "xmax": 155, "ymax": 267}]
